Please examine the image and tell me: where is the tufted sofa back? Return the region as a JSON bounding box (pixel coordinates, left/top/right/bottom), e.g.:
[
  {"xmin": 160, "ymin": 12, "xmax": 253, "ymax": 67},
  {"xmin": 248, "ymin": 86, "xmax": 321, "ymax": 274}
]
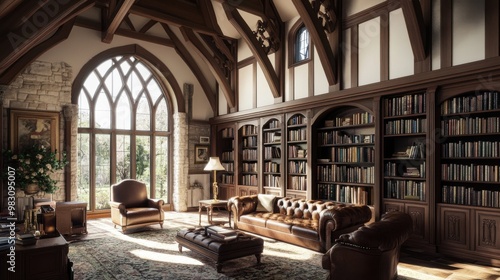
[{"xmin": 276, "ymin": 197, "xmax": 341, "ymax": 220}]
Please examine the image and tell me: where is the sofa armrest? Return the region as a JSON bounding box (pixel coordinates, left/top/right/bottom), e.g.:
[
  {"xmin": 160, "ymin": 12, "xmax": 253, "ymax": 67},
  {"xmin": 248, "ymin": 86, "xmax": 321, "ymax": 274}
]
[
  {"xmin": 146, "ymin": 198, "xmax": 164, "ymax": 209},
  {"xmin": 110, "ymin": 201, "xmax": 127, "ymax": 216},
  {"xmin": 319, "ymin": 205, "xmax": 372, "ymax": 250},
  {"xmin": 227, "ymin": 195, "xmax": 258, "ymax": 221}
]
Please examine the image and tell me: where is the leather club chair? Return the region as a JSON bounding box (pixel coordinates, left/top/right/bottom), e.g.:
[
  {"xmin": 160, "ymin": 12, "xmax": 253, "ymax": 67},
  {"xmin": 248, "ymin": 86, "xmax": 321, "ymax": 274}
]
[
  {"xmin": 110, "ymin": 179, "xmax": 164, "ymax": 232},
  {"xmin": 322, "ymin": 210, "xmax": 413, "ymax": 280}
]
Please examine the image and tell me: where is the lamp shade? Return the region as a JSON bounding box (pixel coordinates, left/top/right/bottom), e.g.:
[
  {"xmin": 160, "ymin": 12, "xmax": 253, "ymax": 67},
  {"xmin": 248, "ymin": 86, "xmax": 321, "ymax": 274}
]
[{"xmin": 203, "ymin": 157, "xmax": 225, "ymax": 171}]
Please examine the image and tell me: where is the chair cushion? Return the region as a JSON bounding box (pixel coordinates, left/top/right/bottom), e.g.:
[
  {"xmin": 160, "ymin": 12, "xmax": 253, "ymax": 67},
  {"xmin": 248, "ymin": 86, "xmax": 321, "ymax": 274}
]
[{"xmin": 125, "ymin": 207, "xmax": 161, "ymax": 226}]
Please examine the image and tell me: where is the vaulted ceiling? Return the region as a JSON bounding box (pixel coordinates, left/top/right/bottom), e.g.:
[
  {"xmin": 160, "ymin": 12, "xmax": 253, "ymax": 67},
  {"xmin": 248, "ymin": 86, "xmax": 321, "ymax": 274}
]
[{"xmin": 0, "ymin": 0, "xmax": 425, "ymax": 110}]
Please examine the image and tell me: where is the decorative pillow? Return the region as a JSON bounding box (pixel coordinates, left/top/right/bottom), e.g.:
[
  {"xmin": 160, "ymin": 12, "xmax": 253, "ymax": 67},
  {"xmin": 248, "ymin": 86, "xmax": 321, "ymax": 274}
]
[{"xmin": 256, "ymin": 194, "xmax": 276, "ymax": 212}]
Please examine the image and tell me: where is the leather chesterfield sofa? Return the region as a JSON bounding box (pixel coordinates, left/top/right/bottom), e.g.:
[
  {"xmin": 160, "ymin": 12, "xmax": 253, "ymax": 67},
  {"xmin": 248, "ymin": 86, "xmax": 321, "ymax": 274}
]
[
  {"xmin": 228, "ymin": 195, "xmax": 372, "ymax": 252},
  {"xmin": 322, "ymin": 210, "xmax": 413, "ymax": 280}
]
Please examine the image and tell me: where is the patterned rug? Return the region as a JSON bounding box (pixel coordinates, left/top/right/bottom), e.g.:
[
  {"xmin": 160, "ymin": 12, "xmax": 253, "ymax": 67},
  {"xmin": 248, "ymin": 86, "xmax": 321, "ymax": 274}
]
[{"xmin": 68, "ymin": 225, "xmax": 329, "ymax": 280}]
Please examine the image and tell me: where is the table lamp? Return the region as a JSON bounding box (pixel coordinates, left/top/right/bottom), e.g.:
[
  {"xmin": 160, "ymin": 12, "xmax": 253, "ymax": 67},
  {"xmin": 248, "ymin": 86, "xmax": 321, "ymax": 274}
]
[{"xmin": 204, "ymin": 157, "xmax": 225, "ymax": 201}]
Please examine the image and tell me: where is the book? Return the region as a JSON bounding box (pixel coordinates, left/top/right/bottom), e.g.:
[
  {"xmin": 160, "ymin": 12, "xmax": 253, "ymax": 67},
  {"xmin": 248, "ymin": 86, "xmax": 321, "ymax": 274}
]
[
  {"xmin": 16, "ymin": 238, "xmax": 37, "ymax": 246},
  {"xmin": 205, "ymin": 225, "xmax": 238, "ymax": 241}
]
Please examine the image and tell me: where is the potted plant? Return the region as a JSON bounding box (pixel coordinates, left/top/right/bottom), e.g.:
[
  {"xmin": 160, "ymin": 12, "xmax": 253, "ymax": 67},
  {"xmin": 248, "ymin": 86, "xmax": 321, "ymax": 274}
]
[{"xmin": 3, "ymin": 144, "xmax": 68, "ymax": 195}]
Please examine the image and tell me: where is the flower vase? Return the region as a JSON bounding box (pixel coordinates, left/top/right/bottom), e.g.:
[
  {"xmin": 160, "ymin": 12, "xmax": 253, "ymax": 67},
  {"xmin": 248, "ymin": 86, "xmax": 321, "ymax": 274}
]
[{"xmin": 24, "ymin": 184, "xmax": 41, "ymax": 196}]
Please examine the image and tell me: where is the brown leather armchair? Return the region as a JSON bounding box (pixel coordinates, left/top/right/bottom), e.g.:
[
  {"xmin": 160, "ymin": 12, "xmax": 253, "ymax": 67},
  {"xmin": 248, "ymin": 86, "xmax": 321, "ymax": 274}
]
[
  {"xmin": 322, "ymin": 210, "xmax": 413, "ymax": 280},
  {"xmin": 110, "ymin": 179, "xmax": 164, "ymax": 232}
]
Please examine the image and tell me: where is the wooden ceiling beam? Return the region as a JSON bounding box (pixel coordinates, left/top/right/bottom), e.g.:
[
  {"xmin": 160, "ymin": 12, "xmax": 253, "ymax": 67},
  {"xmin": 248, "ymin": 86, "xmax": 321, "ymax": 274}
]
[
  {"xmin": 102, "ymin": 0, "xmax": 135, "ymax": 43},
  {"xmin": 130, "ymin": 4, "xmax": 219, "ymax": 36},
  {"xmin": 180, "ymin": 26, "xmax": 236, "ymax": 108},
  {"xmin": 162, "ymin": 24, "xmax": 218, "ymax": 112},
  {"xmin": 292, "ymin": 0, "xmax": 338, "ymax": 85},
  {"xmin": 223, "ymin": 3, "xmax": 280, "ymax": 98},
  {"xmin": 0, "ymin": 20, "xmax": 75, "ymax": 85},
  {"xmin": 400, "ymin": 0, "xmax": 427, "ymax": 61},
  {"xmin": 0, "ymin": 0, "xmax": 94, "ymax": 77}
]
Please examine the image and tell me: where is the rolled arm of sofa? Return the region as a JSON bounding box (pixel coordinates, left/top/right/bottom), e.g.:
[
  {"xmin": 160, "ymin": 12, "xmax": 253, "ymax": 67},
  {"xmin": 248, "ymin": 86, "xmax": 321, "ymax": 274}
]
[
  {"xmin": 227, "ymin": 195, "xmax": 258, "ymax": 220},
  {"xmin": 319, "ymin": 205, "xmax": 372, "ymax": 249}
]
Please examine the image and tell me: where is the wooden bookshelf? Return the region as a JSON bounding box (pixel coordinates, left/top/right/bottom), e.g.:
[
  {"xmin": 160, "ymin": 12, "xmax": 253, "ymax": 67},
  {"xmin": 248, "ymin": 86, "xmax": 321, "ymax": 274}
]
[
  {"xmin": 437, "ymin": 90, "xmax": 500, "ymax": 262},
  {"xmin": 312, "ymin": 105, "xmax": 375, "ymax": 208},
  {"xmin": 261, "ymin": 116, "xmax": 284, "ymax": 196},
  {"xmin": 237, "ymin": 121, "xmax": 259, "ymax": 196},
  {"xmin": 285, "ymin": 112, "xmax": 309, "ymax": 199},
  {"xmin": 216, "ymin": 124, "xmax": 235, "ymax": 199}
]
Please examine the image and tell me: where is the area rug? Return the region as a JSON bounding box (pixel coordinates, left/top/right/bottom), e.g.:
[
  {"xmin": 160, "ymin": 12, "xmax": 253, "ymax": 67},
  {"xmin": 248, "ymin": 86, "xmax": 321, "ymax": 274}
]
[{"xmin": 68, "ymin": 227, "xmax": 329, "ymax": 280}]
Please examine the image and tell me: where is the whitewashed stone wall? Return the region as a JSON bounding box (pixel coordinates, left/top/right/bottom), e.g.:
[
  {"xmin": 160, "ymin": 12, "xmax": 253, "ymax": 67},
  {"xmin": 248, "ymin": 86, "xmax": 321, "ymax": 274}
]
[
  {"xmin": 173, "ymin": 112, "xmax": 189, "ymax": 211},
  {"xmin": 2, "ymin": 61, "xmax": 73, "ymax": 202}
]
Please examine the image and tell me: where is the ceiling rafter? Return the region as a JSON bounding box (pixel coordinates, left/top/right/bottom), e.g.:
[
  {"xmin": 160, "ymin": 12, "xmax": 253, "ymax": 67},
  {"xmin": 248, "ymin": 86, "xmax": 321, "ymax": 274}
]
[
  {"xmin": 0, "ymin": 19, "xmax": 75, "ymax": 85},
  {"xmin": 162, "ymin": 24, "xmax": 218, "ymax": 112},
  {"xmin": 292, "ymin": 0, "xmax": 340, "ymax": 85},
  {"xmin": 0, "ymin": 0, "xmax": 95, "ymax": 77},
  {"xmin": 139, "ymin": 19, "xmax": 157, "ymax": 33},
  {"xmin": 180, "ymin": 26, "xmax": 236, "ymax": 108},
  {"xmin": 223, "ymin": 3, "xmax": 281, "ymax": 98},
  {"xmin": 400, "ymin": 0, "xmax": 427, "ymax": 61},
  {"xmin": 102, "ymin": 0, "xmax": 135, "ymax": 43}
]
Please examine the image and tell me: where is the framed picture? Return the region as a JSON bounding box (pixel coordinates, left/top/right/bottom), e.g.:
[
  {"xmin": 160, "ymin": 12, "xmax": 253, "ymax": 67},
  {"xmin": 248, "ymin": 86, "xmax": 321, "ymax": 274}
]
[
  {"xmin": 200, "ymin": 136, "xmax": 210, "ymax": 144},
  {"xmin": 10, "ymin": 109, "xmax": 60, "ymax": 152},
  {"xmin": 194, "ymin": 144, "xmax": 209, "ymax": 164}
]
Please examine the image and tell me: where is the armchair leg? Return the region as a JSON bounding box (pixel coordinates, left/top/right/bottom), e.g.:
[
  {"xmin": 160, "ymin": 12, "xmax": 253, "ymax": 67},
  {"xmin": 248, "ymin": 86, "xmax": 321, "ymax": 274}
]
[{"xmin": 159, "ymin": 222, "xmax": 164, "ymax": 229}]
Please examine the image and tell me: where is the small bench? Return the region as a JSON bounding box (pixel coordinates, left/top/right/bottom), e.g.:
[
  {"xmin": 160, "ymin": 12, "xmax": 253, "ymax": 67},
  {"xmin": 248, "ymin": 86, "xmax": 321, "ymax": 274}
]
[{"xmin": 176, "ymin": 227, "xmax": 264, "ymax": 272}]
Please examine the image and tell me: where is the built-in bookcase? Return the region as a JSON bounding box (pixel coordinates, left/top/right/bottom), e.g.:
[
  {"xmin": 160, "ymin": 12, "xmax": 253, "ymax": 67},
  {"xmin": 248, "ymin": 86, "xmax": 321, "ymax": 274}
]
[
  {"xmin": 237, "ymin": 122, "xmax": 259, "ymax": 196},
  {"xmin": 437, "ymin": 90, "xmax": 500, "ymax": 262},
  {"xmin": 381, "ymin": 92, "xmax": 430, "ymax": 245},
  {"xmin": 382, "ymin": 93, "xmax": 427, "ymax": 202},
  {"xmin": 217, "ymin": 125, "xmax": 235, "ymax": 199},
  {"xmin": 261, "ymin": 116, "xmax": 283, "ymax": 196},
  {"xmin": 440, "ymin": 91, "xmax": 500, "ymax": 208},
  {"xmin": 286, "ymin": 112, "xmax": 308, "ymax": 199},
  {"xmin": 313, "ymin": 106, "xmax": 375, "ymax": 207}
]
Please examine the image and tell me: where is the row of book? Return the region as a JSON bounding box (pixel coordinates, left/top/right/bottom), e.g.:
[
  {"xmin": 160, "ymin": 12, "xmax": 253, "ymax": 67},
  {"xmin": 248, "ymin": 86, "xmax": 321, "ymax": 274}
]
[
  {"xmin": 263, "ymin": 132, "xmax": 281, "ymax": 143},
  {"xmin": 220, "ymin": 174, "xmax": 234, "ymax": 184},
  {"xmin": 385, "ymin": 118, "xmax": 427, "ymax": 135},
  {"xmin": 242, "ymin": 136, "xmax": 258, "ymax": 147},
  {"xmin": 442, "ymin": 164, "xmax": 500, "ymax": 182},
  {"xmin": 317, "ymin": 131, "xmax": 375, "ymax": 145},
  {"xmin": 241, "ymin": 163, "xmax": 257, "ymax": 172},
  {"xmin": 288, "ymin": 145, "xmax": 307, "ymax": 158},
  {"xmin": 288, "ymin": 161, "xmax": 306, "ymax": 174},
  {"xmin": 288, "ymin": 175, "xmax": 307, "ymax": 191},
  {"xmin": 263, "ymin": 162, "xmax": 280, "ymax": 173},
  {"xmin": 385, "ymin": 161, "xmax": 425, "ymax": 178},
  {"xmin": 288, "ymin": 128, "xmax": 307, "ymax": 141},
  {"xmin": 441, "ymin": 116, "xmax": 500, "ymax": 135},
  {"xmin": 384, "ymin": 180, "xmax": 426, "ymax": 201},
  {"xmin": 441, "ymin": 91, "xmax": 500, "ymax": 115},
  {"xmin": 266, "ymin": 120, "xmax": 280, "ymax": 129},
  {"xmin": 221, "ymin": 151, "xmax": 234, "ymax": 161},
  {"xmin": 323, "ymin": 112, "xmax": 374, "ymax": 127},
  {"xmin": 241, "ymin": 149, "xmax": 257, "ymax": 160},
  {"xmin": 442, "ymin": 140, "xmax": 500, "ymax": 158},
  {"xmin": 442, "ymin": 185, "xmax": 500, "ymax": 208},
  {"xmin": 330, "ymin": 146, "xmax": 375, "ymax": 163},
  {"xmin": 240, "ymin": 125, "xmax": 257, "ymax": 136},
  {"xmin": 288, "ymin": 115, "xmax": 306, "ymax": 125},
  {"xmin": 220, "ymin": 128, "xmax": 234, "ymax": 138},
  {"xmin": 221, "ymin": 162, "xmax": 234, "ymax": 172},
  {"xmin": 317, "ymin": 184, "xmax": 371, "ymax": 205},
  {"xmin": 317, "ymin": 165, "xmax": 374, "ymax": 184},
  {"xmin": 264, "ymin": 146, "xmax": 281, "ymax": 159},
  {"xmin": 384, "ymin": 93, "xmax": 426, "ymax": 117},
  {"xmin": 264, "ymin": 175, "xmax": 281, "ymax": 188},
  {"xmin": 241, "ymin": 174, "xmax": 257, "ymax": 186}
]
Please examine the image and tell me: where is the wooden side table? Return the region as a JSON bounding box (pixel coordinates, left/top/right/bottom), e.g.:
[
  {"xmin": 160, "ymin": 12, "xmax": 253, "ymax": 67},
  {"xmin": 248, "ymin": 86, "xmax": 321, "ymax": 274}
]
[{"xmin": 198, "ymin": 199, "xmax": 231, "ymax": 227}]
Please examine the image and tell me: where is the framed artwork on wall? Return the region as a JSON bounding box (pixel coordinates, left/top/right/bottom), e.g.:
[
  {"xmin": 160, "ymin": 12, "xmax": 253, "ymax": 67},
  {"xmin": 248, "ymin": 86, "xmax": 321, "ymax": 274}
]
[
  {"xmin": 194, "ymin": 144, "xmax": 209, "ymax": 164},
  {"xmin": 200, "ymin": 136, "xmax": 210, "ymax": 144},
  {"xmin": 10, "ymin": 109, "xmax": 60, "ymax": 152}
]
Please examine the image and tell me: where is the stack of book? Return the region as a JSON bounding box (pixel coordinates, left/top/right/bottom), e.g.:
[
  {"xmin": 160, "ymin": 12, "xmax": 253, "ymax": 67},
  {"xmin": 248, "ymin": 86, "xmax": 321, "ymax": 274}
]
[
  {"xmin": 403, "ymin": 167, "xmax": 421, "ymax": 177},
  {"xmin": 0, "ymin": 237, "xmax": 13, "ymax": 251},
  {"xmin": 205, "ymin": 226, "xmax": 243, "ymax": 242},
  {"xmin": 16, "ymin": 233, "xmax": 37, "ymax": 246}
]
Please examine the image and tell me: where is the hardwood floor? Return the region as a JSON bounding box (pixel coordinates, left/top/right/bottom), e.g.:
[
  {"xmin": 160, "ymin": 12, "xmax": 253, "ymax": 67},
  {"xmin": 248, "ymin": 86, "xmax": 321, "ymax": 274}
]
[{"xmin": 83, "ymin": 211, "xmax": 500, "ymax": 280}]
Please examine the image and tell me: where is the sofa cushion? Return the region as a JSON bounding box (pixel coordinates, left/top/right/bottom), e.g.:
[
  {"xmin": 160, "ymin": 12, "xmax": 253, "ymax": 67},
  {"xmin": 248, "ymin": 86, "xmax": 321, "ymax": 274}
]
[
  {"xmin": 240, "ymin": 213, "xmax": 267, "ymax": 228},
  {"xmin": 256, "ymin": 194, "xmax": 276, "ymax": 212},
  {"xmin": 266, "ymin": 219, "xmax": 292, "ymax": 233},
  {"xmin": 291, "ymin": 224, "xmax": 318, "ymax": 240}
]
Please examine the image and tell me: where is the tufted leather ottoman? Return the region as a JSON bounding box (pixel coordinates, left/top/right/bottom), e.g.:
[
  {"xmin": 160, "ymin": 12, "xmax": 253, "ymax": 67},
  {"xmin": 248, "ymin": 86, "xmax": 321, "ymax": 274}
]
[{"xmin": 176, "ymin": 228, "xmax": 264, "ymax": 272}]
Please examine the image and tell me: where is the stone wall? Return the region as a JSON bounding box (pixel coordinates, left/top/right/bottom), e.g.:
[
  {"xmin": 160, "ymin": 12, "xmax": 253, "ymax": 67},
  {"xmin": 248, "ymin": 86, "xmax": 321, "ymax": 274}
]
[{"xmin": 2, "ymin": 61, "xmax": 73, "ymax": 202}]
